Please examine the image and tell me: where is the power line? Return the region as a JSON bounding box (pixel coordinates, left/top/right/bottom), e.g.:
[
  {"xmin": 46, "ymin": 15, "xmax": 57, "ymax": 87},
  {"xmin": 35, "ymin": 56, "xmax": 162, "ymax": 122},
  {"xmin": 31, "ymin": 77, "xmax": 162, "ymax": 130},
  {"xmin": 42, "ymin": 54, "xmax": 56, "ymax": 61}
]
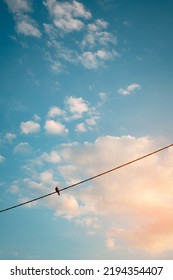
[{"xmin": 0, "ymin": 143, "xmax": 173, "ymax": 214}]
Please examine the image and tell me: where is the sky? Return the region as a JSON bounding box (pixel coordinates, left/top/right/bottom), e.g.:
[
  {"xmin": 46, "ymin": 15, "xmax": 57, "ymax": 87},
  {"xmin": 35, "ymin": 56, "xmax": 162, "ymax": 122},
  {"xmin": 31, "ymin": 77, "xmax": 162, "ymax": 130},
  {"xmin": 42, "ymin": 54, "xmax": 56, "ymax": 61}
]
[{"xmin": 0, "ymin": 0, "xmax": 173, "ymax": 260}]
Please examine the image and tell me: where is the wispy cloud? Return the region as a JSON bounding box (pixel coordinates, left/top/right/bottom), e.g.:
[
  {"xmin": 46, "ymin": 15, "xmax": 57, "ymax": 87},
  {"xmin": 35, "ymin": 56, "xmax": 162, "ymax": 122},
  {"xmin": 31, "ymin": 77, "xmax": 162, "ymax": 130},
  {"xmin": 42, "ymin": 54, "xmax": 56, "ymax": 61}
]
[
  {"xmin": 79, "ymin": 50, "xmax": 117, "ymax": 69},
  {"xmin": 4, "ymin": 133, "xmax": 16, "ymax": 143},
  {"xmin": 4, "ymin": 0, "xmax": 32, "ymax": 13},
  {"xmin": 98, "ymin": 92, "xmax": 108, "ymax": 106},
  {"xmin": 20, "ymin": 120, "xmax": 40, "ymax": 134},
  {"xmin": 82, "ymin": 19, "xmax": 117, "ymax": 48},
  {"xmin": 15, "ymin": 14, "xmax": 41, "ymax": 38},
  {"xmin": 43, "ymin": 1, "xmax": 118, "ymax": 70},
  {"xmin": 119, "ymin": 83, "xmax": 141, "ymax": 95},
  {"xmin": 4, "ymin": 0, "xmax": 41, "ymax": 38}
]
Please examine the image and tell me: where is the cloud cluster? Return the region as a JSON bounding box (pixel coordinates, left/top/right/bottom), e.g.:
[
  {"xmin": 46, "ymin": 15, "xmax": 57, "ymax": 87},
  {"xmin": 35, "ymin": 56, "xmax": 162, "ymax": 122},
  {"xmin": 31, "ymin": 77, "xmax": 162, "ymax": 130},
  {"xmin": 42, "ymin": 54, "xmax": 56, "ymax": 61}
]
[
  {"xmin": 4, "ymin": 0, "xmax": 118, "ymax": 70},
  {"xmin": 18, "ymin": 96, "xmax": 100, "ymax": 137},
  {"xmin": 9, "ymin": 132, "xmax": 173, "ymax": 257},
  {"xmin": 4, "ymin": 0, "xmax": 41, "ymax": 37},
  {"xmin": 41, "ymin": 135, "xmax": 173, "ymax": 256},
  {"xmin": 45, "ymin": 96, "xmax": 99, "ymax": 134},
  {"xmin": 43, "ymin": 0, "xmax": 118, "ymax": 70},
  {"xmin": 82, "ymin": 19, "xmax": 116, "ymax": 48},
  {"xmin": 44, "ymin": 0, "xmax": 91, "ymax": 32}
]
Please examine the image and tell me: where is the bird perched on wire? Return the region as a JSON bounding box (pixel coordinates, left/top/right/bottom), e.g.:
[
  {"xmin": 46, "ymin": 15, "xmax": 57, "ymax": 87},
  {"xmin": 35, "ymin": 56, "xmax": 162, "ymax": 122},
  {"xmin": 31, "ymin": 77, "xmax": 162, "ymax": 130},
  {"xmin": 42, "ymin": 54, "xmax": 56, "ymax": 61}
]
[{"xmin": 55, "ymin": 186, "xmax": 60, "ymax": 195}]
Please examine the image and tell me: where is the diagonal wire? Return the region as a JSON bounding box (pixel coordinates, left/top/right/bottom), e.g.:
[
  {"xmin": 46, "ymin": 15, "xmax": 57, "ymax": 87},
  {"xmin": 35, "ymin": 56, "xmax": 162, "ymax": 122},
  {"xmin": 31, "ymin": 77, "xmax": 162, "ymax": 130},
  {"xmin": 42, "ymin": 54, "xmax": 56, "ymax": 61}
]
[{"xmin": 0, "ymin": 143, "xmax": 173, "ymax": 213}]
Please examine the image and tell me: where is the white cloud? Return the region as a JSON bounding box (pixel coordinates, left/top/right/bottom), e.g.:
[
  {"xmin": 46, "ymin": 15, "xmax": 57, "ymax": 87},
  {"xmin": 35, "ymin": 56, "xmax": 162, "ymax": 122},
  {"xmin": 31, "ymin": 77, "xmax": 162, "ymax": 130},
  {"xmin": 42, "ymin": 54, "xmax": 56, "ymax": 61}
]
[
  {"xmin": 45, "ymin": 96, "xmax": 99, "ymax": 133},
  {"xmin": 65, "ymin": 96, "xmax": 89, "ymax": 118},
  {"xmin": 13, "ymin": 142, "xmax": 32, "ymax": 154},
  {"xmin": 0, "ymin": 155, "xmax": 5, "ymax": 163},
  {"xmin": 119, "ymin": 83, "xmax": 141, "ymax": 95},
  {"xmin": 16, "ymin": 15, "xmax": 41, "ymax": 38},
  {"xmin": 82, "ymin": 30, "xmax": 116, "ymax": 49},
  {"xmin": 79, "ymin": 50, "xmax": 117, "ymax": 69},
  {"xmin": 81, "ymin": 18, "xmax": 117, "ymax": 58},
  {"xmin": 86, "ymin": 117, "xmax": 98, "ymax": 127},
  {"xmin": 41, "ymin": 150, "xmax": 61, "ymax": 164},
  {"xmin": 43, "ymin": 3, "xmax": 118, "ymax": 70},
  {"xmin": 4, "ymin": 0, "xmax": 41, "ymax": 38},
  {"xmin": 4, "ymin": 0, "xmax": 32, "ymax": 13},
  {"xmin": 44, "ymin": 120, "xmax": 68, "ymax": 135},
  {"xmin": 4, "ymin": 133, "xmax": 16, "ymax": 142},
  {"xmin": 46, "ymin": 193, "xmax": 79, "ymax": 220},
  {"xmin": 88, "ymin": 19, "xmax": 108, "ymax": 32},
  {"xmin": 44, "ymin": 0, "xmax": 91, "ymax": 32},
  {"xmin": 47, "ymin": 106, "xmax": 65, "ymax": 118},
  {"xmin": 39, "ymin": 170, "xmax": 54, "ymax": 184},
  {"xmin": 75, "ymin": 122, "xmax": 87, "ymax": 133},
  {"xmin": 20, "ymin": 120, "xmax": 40, "ymax": 134}
]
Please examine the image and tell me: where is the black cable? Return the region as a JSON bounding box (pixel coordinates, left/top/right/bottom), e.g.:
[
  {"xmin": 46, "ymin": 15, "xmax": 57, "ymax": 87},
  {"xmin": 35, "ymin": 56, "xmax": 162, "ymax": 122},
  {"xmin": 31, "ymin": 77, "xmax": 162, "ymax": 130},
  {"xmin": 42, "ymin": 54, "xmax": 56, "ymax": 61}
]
[
  {"xmin": 0, "ymin": 143, "xmax": 173, "ymax": 213},
  {"xmin": 0, "ymin": 191, "xmax": 56, "ymax": 213}
]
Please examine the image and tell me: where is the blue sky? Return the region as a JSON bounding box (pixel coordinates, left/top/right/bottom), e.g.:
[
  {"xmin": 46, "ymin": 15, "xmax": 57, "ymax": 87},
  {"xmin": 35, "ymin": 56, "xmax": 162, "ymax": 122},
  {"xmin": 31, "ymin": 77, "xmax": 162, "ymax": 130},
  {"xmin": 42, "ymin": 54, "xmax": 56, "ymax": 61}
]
[{"xmin": 0, "ymin": 0, "xmax": 173, "ymax": 260}]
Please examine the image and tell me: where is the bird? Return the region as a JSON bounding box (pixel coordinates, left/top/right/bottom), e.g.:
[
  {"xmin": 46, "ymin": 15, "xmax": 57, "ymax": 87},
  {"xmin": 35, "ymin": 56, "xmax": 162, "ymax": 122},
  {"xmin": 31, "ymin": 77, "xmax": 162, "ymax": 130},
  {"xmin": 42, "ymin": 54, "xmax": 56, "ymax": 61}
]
[{"xmin": 55, "ymin": 186, "xmax": 60, "ymax": 195}]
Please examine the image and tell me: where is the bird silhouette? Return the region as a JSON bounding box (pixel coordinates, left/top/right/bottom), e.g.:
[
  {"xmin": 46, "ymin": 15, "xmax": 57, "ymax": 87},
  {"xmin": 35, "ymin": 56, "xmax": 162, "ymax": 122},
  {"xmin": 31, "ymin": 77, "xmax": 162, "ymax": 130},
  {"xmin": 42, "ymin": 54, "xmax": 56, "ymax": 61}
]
[{"xmin": 55, "ymin": 186, "xmax": 60, "ymax": 195}]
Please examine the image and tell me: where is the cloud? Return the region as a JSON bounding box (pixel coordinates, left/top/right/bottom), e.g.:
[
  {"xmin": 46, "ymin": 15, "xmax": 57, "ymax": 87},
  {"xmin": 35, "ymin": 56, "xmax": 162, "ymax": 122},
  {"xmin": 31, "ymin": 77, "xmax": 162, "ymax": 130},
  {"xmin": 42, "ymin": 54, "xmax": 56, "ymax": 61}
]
[
  {"xmin": 39, "ymin": 170, "xmax": 54, "ymax": 184},
  {"xmin": 15, "ymin": 14, "xmax": 41, "ymax": 38},
  {"xmin": 65, "ymin": 96, "xmax": 89, "ymax": 118},
  {"xmin": 106, "ymin": 214, "xmax": 173, "ymax": 254},
  {"xmin": 82, "ymin": 20, "xmax": 117, "ymax": 49},
  {"xmin": 44, "ymin": 120, "xmax": 68, "ymax": 135},
  {"xmin": 79, "ymin": 50, "xmax": 117, "ymax": 69},
  {"xmin": 119, "ymin": 83, "xmax": 141, "ymax": 95},
  {"xmin": 33, "ymin": 114, "xmax": 41, "ymax": 121},
  {"xmin": 4, "ymin": 0, "xmax": 32, "ymax": 13},
  {"xmin": 88, "ymin": 19, "xmax": 108, "ymax": 32},
  {"xmin": 45, "ymin": 135, "xmax": 173, "ymax": 256},
  {"xmin": 10, "ymin": 185, "xmax": 20, "ymax": 193},
  {"xmin": 4, "ymin": 133, "xmax": 16, "ymax": 142},
  {"xmin": 44, "ymin": 96, "xmax": 99, "ymax": 133},
  {"xmin": 98, "ymin": 92, "xmax": 108, "ymax": 106},
  {"xmin": 4, "ymin": 0, "xmax": 41, "ymax": 38},
  {"xmin": 43, "ymin": 2, "xmax": 118, "ymax": 70},
  {"xmin": 12, "ymin": 134, "xmax": 173, "ymax": 256},
  {"xmin": 44, "ymin": 0, "xmax": 91, "ymax": 33},
  {"xmin": 0, "ymin": 155, "xmax": 5, "ymax": 163},
  {"xmin": 13, "ymin": 142, "xmax": 32, "ymax": 154},
  {"xmin": 47, "ymin": 106, "xmax": 65, "ymax": 118},
  {"xmin": 75, "ymin": 122, "xmax": 87, "ymax": 133},
  {"xmin": 41, "ymin": 150, "xmax": 61, "ymax": 164},
  {"xmin": 20, "ymin": 120, "xmax": 40, "ymax": 134}
]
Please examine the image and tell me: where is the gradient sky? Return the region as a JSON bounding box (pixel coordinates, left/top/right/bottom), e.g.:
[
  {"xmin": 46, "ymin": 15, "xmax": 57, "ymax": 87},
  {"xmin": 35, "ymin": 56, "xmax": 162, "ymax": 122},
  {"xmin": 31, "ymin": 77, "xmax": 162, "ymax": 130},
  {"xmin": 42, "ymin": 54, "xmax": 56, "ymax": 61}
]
[{"xmin": 0, "ymin": 0, "xmax": 173, "ymax": 260}]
